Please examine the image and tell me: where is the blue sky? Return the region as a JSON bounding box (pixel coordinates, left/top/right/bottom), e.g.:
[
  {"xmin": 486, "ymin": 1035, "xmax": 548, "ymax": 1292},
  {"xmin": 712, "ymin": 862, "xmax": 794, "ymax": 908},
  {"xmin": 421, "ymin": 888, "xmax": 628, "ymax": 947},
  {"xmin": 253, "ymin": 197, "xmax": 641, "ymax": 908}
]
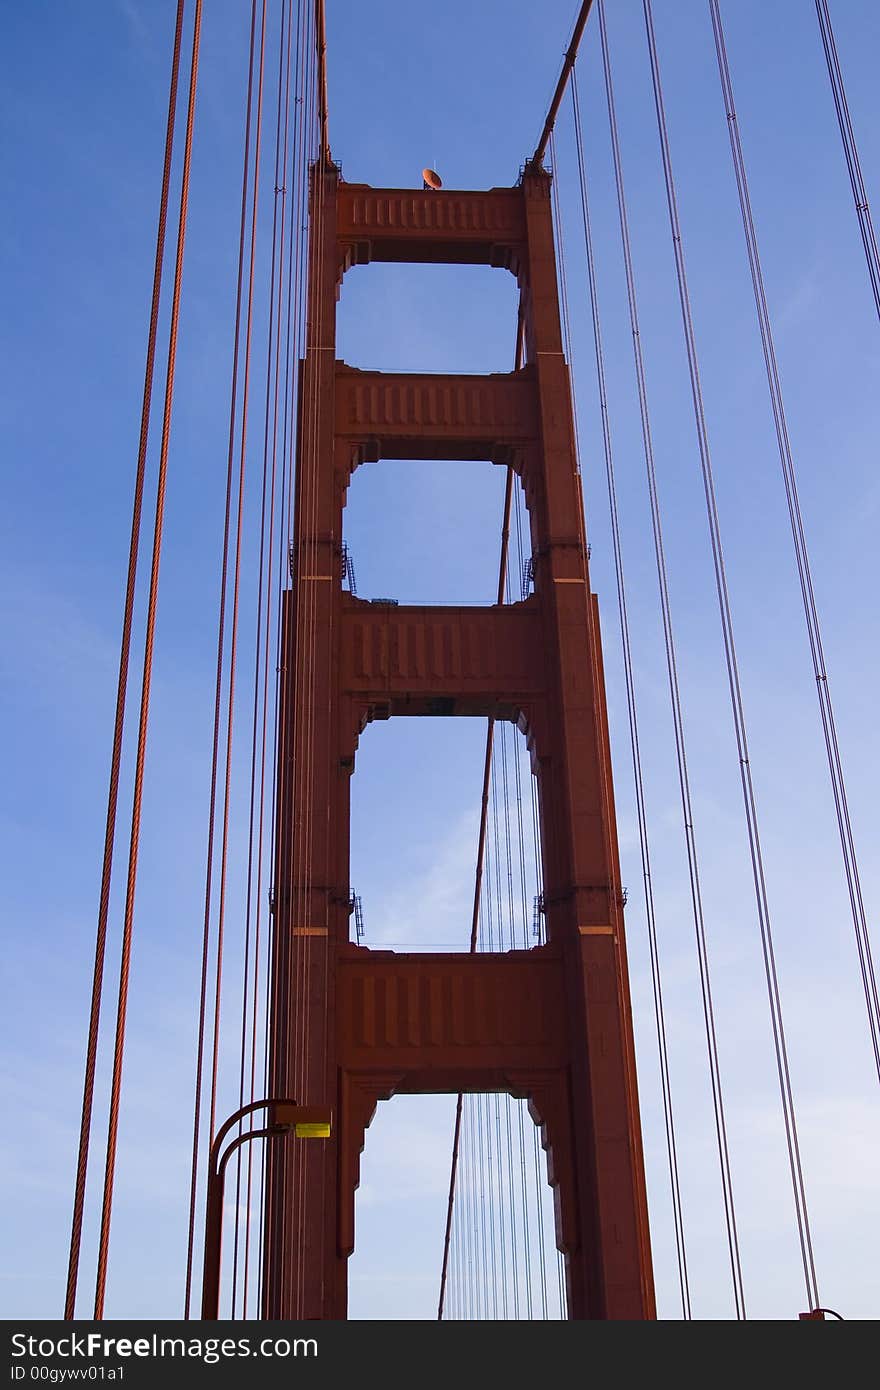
[{"xmin": 1, "ymin": 0, "xmax": 878, "ymax": 1321}]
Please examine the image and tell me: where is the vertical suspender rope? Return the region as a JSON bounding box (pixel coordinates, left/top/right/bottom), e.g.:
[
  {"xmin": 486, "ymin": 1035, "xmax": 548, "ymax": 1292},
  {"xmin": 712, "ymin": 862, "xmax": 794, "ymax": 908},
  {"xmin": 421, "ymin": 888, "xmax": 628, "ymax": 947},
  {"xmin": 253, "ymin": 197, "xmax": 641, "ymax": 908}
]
[
  {"xmin": 94, "ymin": 0, "xmax": 204, "ymax": 1321},
  {"xmin": 597, "ymin": 0, "xmax": 746, "ymax": 1317},
  {"xmin": 814, "ymin": 0, "xmax": 880, "ymax": 322},
  {"xmin": 569, "ymin": 62, "xmax": 691, "ymax": 1319},
  {"xmin": 183, "ymin": 0, "xmax": 262, "ymax": 1321},
  {"xmin": 64, "ymin": 0, "xmax": 187, "ymax": 1323},
  {"xmin": 205, "ymin": 0, "xmax": 269, "ymax": 1183},
  {"xmin": 496, "ymin": 718, "xmax": 530, "ymax": 1318},
  {"xmin": 231, "ymin": 0, "xmax": 296, "ymax": 1318},
  {"xmin": 514, "ymin": 484, "xmax": 552, "ymax": 1319},
  {"xmin": 511, "ymin": 484, "xmax": 552, "ymax": 1318},
  {"xmin": 258, "ymin": 0, "xmax": 313, "ymax": 1315},
  {"xmin": 241, "ymin": 0, "xmax": 306, "ymax": 1318},
  {"xmin": 642, "ymin": 0, "xmax": 820, "ymax": 1310},
  {"xmin": 710, "ymin": 0, "xmax": 879, "ymax": 1084}
]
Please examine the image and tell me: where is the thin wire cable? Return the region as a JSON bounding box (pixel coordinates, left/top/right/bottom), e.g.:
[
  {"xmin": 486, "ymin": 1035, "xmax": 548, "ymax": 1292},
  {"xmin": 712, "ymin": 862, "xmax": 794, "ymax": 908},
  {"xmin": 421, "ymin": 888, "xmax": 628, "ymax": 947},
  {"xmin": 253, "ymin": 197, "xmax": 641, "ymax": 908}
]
[
  {"xmin": 570, "ymin": 61, "xmax": 690, "ymax": 1319},
  {"xmin": 258, "ymin": 0, "xmax": 313, "ymax": 1314},
  {"xmin": 438, "ymin": 324, "xmax": 522, "ymax": 1321},
  {"xmin": 231, "ymin": 0, "xmax": 295, "ymax": 1317},
  {"xmin": 493, "ymin": 608, "xmax": 532, "ymax": 1320},
  {"xmin": 64, "ymin": 0, "xmax": 187, "ymax": 1322},
  {"xmin": 815, "ymin": 0, "xmax": 880, "ymax": 321},
  {"xmin": 93, "ymin": 0, "xmax": 204, "ymax": 1321},
  {"xmin": 486, "ymin": 763, "xmax": 510, "ymax": 1319},
  {"xmin": 183, "ymin": 0, "xmax": 264, "ymax": 1320},
  {"xmin": 512, "ymin": 484, "xmax": 553, "ymax": 1320},
  {"xmin": 205, "ymin": 0, "xmax": 270, "ymax": 1183},
  {"xmin": 505, "ymin": 533, "xmax": 541, "ymax": 1320},
  {"xmin": 242, "ymin": 0, "xmax": 306, "ymax": 1318},
  {"xmin": 598, "ymin": 0, "xmax": 747, "ymax": 1316},
  {"xmin": 711, "ymin": 0, "xmax": 878, "ymax": 1084},
  {"xmin": 644, "ymin": 0, "xmax": 822, "ymax": 1309},
  {"xmin": 268, "ymin": 0, "xmax": 315, "ymax": 1311}
]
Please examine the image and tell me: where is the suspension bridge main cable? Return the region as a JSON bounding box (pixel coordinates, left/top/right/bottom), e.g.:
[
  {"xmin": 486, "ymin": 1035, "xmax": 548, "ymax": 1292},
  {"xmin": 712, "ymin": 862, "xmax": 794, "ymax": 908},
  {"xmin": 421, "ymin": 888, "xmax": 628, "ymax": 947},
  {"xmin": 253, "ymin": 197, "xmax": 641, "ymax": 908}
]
[
  {"xmin": 814, "ymin": 0, "xmax": 880, "ymax": 322},
  {"xmin": 642, "ymin": 0, "xmax": 820, "ymax": 1311},
  {"xmin": 533, "ymin": 0, "xmax": 596, "ymax": 167},
  {"xmin": 568, "ymin": 60, "xmax": 691, "ymax": 1319},
  {"xmin": 64, "ymin": 0, "xmax": 188, "ymax": 1322},
  {"xmin": 93, "ymin": 0, "xmax": 204, "ymax": 1321}
]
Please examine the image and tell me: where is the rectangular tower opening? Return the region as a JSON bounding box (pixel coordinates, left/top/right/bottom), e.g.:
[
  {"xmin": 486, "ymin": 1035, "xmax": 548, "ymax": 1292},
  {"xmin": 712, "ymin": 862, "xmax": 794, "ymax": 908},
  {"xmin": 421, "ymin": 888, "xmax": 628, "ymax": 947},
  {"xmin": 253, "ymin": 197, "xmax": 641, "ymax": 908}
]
[
  {"xmin": 349, "ymin": 716, "xmax": 541, "ymax": 952},
  {"xmin": 349, "ymin": 1093, "xmax": 565, "ymax": 1320},
  {"xmin": 344, "ymin": 457, "xmax": 511, "ymax": 606},
  {"xmin": 337, "ymin": 261, "xmax": 519, "ymax": 375}
]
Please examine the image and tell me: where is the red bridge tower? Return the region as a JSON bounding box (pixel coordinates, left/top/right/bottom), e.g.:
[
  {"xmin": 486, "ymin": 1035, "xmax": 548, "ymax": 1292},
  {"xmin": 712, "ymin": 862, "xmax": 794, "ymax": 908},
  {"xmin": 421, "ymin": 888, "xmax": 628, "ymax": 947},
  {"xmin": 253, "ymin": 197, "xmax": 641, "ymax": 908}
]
[{"xmin": 263, "ymin": 157, "xmax": 656, "ymax": 1320}]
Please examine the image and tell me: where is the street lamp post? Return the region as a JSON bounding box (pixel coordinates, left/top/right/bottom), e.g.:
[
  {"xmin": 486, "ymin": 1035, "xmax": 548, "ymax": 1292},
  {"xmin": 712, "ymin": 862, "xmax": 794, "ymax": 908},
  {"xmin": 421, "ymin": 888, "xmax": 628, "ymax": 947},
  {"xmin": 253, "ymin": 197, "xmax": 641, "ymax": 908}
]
[{"xmin": 200, "ymin": 1098, "xmax": 331, "ymax": 1320}]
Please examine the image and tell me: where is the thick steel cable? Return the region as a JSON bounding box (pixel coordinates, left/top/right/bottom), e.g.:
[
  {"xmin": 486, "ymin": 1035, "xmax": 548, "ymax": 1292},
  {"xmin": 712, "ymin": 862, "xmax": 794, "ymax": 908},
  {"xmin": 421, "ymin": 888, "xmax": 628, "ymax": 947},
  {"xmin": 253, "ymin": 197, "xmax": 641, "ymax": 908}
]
[
  {"xmin": 569, "ymin": 62, "xmax": 690, "ymax": 1319},
  {"xmin": 439, "ymin": 1095, "xmax": 466, "ymax": 1318},
  {"xmin": 644, "ymin": 0, "xmax": 821, "ymax": 1310},
  {"xmin": 93, "ymin": 0, "xmax": 204, "ymax": 1321},
  {"xmin": 815, "ymin": 0, "xmax": 880, "ymax": 322},
  {"xmin": 533, "ymin": 0, "xmax": 596, "ymax": 166},
  {"xmin": 64, "ymin": 0, "xmax": 187, "ymax": 1323},
  {"xmin": 596, "ymin": 0, "xmax": 747, "ymax": 1318},
  {"xmin": 183, "ymin": 0, "xmax": 263, "ymax": 1320},
  {"xmin": 230, "ymin": 0, "xmax": 295, "ymax": 1318},
  {"xmin": 315, "ymin": 0, "xmax": 330, "ymax": 162},
  {"xmin": 711, "ymin": 1, "xmax": 879, "ymax": 1084}
]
